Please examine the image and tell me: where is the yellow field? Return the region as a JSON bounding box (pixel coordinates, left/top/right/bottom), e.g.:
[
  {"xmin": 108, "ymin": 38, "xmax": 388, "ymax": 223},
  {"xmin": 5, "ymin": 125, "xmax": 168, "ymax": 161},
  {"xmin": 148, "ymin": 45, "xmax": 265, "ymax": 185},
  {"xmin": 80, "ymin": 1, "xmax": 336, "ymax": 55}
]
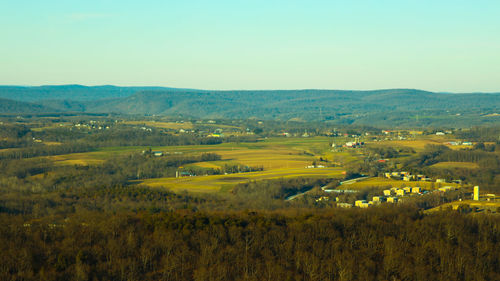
[
  {"xmin": 33, "ymin": 137, "xmax": 368, "ymax": 193},
  {"xmin": 37, "ymin": 137, "xmax": 330, "ymax": 168},
  {"xmin": 123, "ymin": 121, "xmax": 194, "ymax": 130},
  {"xmin": 208, "ymin": 147, "xmax": 313, "ymax": 169},
  {"xmin": 431, "ymin": 162, "xmax": 479, "ymax": 169},
  {"xmin": 43, "ymin": 141, "xmax": 62, "ymax": 146},
  {"xmin": 369, "ymin": 136, "xmax": 459, "ymax": 152},
  {"xmin": 129, "ymin": 137, "xmax": 343, "ymax": 192},
  {"xmin": 45, "ymin": 152, "xmax": 107, "ymax": 166},
  {"xmin": 136, "ymin": 167, "xmax": 344, "ymax": 193},
  {"xmin": 344, "ymin": 177, "xmax": 460, "ymax": 190}
]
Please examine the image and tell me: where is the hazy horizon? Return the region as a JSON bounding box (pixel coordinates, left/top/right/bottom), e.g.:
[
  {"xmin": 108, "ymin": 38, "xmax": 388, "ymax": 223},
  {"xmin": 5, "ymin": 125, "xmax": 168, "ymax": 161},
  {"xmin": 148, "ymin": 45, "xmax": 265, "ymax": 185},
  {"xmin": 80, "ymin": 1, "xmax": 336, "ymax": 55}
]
[
  {"xmin": 1, "ymin": 0, "xmax": 499, "ymax": 92},
  {"xmin": 1, "ymin": 84, "xmax": 500, "ymax": 95}
]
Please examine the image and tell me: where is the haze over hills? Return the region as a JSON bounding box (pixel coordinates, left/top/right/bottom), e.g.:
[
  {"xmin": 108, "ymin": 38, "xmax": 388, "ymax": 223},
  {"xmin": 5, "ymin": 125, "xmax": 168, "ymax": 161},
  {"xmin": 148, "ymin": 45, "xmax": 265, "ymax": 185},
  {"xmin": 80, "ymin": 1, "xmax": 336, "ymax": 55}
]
[
  {"xmin": 1, "ymin": 85, "xmax": 499, "ymax": 127},
  {"xmin": 0, "ymin": 98, "xmax": 59, "ymax": 114},
  {"xmin": 0, "ymin": 85, "xmax": 186, "ymax": 102}
]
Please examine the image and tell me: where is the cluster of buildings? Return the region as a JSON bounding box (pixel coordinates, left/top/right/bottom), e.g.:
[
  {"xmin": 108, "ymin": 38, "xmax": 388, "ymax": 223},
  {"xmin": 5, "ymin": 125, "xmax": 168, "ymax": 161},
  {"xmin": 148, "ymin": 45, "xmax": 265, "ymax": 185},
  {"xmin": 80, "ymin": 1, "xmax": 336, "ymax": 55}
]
[
  {"xmin": 337, "ymin": 182, "xmax": 465, "ymax": 209},
  {"xmin": 74, "ymin": 121, "xmax": 111, "ymax": 130},
  {"xmin": 346, "ymin": 196, "xmax": 401, "ymax": 209},
  {"xmin": 384, "ymin": 186, "xmax": 422, "ymax": 196},
  {"xmin": 352, "ymin": 188, "xmax": 413, "ymax": 208},
  {"xmin": 385, "ymin": 171, "xmax": 462, "ymax": 184},
  {"xmin": 331, "ymin": 138, "xmax": 365, "ymax": 149},
  {"xmin": 384, "ymin": 171, "xmax": 432, "ymax": 182}
]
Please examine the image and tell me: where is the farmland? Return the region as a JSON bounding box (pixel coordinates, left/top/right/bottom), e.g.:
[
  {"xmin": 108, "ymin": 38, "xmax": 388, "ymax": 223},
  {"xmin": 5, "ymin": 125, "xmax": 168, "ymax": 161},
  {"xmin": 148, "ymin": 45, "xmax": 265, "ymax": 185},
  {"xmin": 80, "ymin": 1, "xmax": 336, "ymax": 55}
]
[
  {"xmin": 366, "ymin": 135, "xmax": 463, "ymax": 152},
  {"xmin": 36, "ymin": 136, "xmax": 346, "ymax": 192},
  {"xmin": 28, "ymin": 133, "xmax": 485, "ymax": 194},
  {"xmin": 431, "ymin": 161, "xmax": 479, "ymax": 169},
  {"xmin": 339, "ymin": 177, "xmax": 461, "ymax": 191},
  {"xmin": 136, "ymin": 167, "xmax": 343, "ymax": 193}
]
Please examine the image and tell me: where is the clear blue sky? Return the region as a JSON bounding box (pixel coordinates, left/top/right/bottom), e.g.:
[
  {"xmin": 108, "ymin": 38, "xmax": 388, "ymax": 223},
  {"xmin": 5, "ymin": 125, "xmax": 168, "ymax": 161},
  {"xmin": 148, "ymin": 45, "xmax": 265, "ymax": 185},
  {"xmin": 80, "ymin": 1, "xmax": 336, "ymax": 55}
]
[{"xmin": 1, "ymin": 0, "xmax": 499, "ymax": 92}]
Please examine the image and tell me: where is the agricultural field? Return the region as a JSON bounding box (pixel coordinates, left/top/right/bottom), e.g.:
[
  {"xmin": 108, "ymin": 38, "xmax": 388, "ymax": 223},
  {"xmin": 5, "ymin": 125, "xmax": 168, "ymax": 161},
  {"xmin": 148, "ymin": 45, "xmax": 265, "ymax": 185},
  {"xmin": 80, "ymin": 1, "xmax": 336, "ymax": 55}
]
[
  {"xmin": 35, "ymin": 137, "xmax": 345, "ymax": 192},
  {"xmin": 368, "ymin": 135, "xmax": 463, "ymax": 152},
  {"xmin": 133, "ymin": 137, "xmax": 344, "ymax": 192},
  {"xmin": 341, "ymin": 177, "xmax": 461, "ymax": 191},
  {"xmin": 45, "ymin": 152, "xmax": 108, "ymax": 166},
  {"xmin": 136, "ymin": 167, "xmax": 344, "ymax": 193},
  {"xmin": 39, "ymin": 137, "xmax": 336, "ymax": 167},
  {"xmin": 22, "ymin": 132, "xmax": 487, "ymax": 195},
  {"xmin": 431, "ymin": 161, "xmax": 479, "ymax": 169}
]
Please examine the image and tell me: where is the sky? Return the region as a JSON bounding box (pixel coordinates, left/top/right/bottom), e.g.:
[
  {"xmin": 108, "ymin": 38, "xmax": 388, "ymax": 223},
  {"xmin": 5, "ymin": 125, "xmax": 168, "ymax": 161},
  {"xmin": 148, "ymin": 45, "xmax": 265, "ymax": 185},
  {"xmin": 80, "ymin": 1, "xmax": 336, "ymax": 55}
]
[{"xmin": 0, "ymin": 0, "xmax": 499, "ymax": 92}]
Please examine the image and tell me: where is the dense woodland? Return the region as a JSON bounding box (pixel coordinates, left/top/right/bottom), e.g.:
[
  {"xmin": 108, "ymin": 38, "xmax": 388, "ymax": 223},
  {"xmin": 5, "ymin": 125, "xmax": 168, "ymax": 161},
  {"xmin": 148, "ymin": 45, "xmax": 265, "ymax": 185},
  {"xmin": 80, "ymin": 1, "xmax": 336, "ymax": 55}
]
[{"xmin": 1, "ymin": 207, "xmax": 500, "ymax": 281}]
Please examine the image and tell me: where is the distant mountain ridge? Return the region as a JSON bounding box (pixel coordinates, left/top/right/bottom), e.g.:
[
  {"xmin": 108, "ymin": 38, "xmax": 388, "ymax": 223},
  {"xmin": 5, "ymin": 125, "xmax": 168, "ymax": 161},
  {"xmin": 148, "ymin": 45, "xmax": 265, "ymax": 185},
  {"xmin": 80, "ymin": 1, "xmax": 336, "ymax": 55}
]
[
  {"xmin": 0, "ymin": 85, "xmax": 187, "ymax": 102},
  {"xmin": 1, "ymin": 85, "xmax": 499, "ymax": 127},
  {"xmin": 0, "ymin": 98, "xmax": 59, "ymax": 114}
]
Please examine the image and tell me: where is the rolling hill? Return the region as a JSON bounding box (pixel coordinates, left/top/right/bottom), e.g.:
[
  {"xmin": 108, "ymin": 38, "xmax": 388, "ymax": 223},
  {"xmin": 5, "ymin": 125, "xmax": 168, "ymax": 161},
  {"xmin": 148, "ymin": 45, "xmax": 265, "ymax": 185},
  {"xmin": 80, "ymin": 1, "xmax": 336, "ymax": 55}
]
[
  {"xmin": 1, "ymin": 85, "xmax": 499, "ymax": 126},
  {"xmin": 0, "ymin": 85, "xmax": 185, "ymax": 102},
  {"xmin": 0, "ymin": 98, "xmax": 59, "ymax": 114}
]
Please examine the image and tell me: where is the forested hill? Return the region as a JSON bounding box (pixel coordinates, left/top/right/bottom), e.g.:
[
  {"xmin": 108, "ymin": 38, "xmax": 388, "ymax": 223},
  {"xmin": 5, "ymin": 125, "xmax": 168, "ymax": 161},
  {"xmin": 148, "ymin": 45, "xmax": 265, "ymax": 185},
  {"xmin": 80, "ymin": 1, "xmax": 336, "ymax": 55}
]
[
  {"xmin": 0, "ymin": 98, "xmax": 59, "ymax": 114},
  {"xmin": 0, "ymin": 85, "xmax": 185, "ymax": 102},
  {"xmin": 87, "ymin": 89, "xmax": 500, "ymax": 116},
  {"xmin": 1, "ymin": 85, "xmax": 500, "ymax": 126}
]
